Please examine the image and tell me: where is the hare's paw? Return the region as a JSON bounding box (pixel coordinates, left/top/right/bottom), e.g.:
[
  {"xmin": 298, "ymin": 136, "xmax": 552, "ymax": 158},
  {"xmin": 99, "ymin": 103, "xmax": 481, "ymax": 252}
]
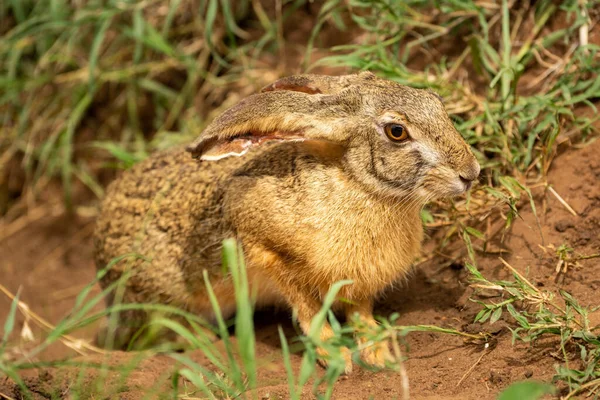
[
  {"xmin": 360, "ymin": 340, "xmax": 395, "ymax": 369},
  {"xmin": 316, "ymin": 346, "xmax": 353, "ymax": 375}
]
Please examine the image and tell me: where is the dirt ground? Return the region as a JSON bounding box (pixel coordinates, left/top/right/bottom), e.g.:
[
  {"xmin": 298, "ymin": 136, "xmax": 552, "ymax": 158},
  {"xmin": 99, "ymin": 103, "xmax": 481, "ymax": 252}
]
[{"xmin": 1, "ymin": 137, "xmax": 599, "ymax": 399}]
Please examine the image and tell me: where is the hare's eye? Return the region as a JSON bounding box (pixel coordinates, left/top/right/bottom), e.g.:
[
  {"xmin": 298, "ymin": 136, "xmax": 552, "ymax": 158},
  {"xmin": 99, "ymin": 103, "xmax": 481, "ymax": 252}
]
[{"xmin": 384, "ymin": 124, "xmax": 409, "ymax": 142}]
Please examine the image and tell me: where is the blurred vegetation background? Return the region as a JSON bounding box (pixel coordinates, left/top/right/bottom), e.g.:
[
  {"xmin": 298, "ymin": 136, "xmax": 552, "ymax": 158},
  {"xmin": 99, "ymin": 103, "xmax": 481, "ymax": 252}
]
[
  {"xmin": 1, "ymin": 0, "xmax": 598, "ymax": 226},
  {"xmin": 1, "ymin": 1, "xmax": 600, "ymax": 398}
]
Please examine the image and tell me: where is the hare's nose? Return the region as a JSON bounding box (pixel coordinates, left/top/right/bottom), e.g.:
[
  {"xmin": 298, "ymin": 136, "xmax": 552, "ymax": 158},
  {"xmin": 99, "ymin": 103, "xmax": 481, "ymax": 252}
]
[
  {"xmin": 459, "ymin": 162, "xmax": 481, "ymax": 183},
  {"xmin": 459, "ymin": 175, "xmax": 474, "ymax": 190},
  {"xmin": 459, "ymin": 172, "xmax": 476, "ymax": 183}
]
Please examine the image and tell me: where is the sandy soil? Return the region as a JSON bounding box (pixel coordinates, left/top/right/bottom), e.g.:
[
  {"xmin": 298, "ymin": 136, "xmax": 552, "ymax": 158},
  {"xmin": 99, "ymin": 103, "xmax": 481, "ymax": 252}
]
[{"xmin": 1, "ymin": 138, "xmax": 599, "ymax": 399}]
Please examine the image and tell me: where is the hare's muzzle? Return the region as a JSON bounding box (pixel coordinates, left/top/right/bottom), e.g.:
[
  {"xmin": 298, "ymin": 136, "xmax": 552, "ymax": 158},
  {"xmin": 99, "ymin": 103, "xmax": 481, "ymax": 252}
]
[{"xmin": 458, "ymin": 159, "xmax": 481, "ymax": 191}]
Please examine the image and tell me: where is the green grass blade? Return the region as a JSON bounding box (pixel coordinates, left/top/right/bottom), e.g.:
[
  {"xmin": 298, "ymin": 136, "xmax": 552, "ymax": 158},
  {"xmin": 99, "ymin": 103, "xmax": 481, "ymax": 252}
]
[
  {"xmin": 2, "ymin": 288, "xmax": 21, "ymax": 350},
  {"xmin": 278, "ymin": 326, "xmax": 298, "ymax": 400},
  {"xmin": 88, "ymin": 15, "xmax": 112, "ymax": 91},
  {"xmin": 223, "ymin": 239, "xmax": 257, "ymax": 393}
]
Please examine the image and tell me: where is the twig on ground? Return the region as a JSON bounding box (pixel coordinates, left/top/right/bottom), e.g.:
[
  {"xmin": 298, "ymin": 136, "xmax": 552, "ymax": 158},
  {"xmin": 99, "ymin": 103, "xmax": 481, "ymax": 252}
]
[
  {"xmin": 547, "ymin": 186, "xmax": 578, "ymax": 216},
  {"xmin": 0, "ymin": 391, "xmax": 16, "ymax": 400},
  {"xmin": 579, "ymin": 0, "xmax": 589, "ymax": 54},
  {"xmin": 498, "ymin": 258, "xmax": 540, "ymax": 294},
  {"xmin": 456, "ymin": 344, "xmax": 490, "ymax": 388},
  {"xmin": 391, "ymin": 334, "xmax": 410, "ymax": 400},
  {"xmin": 573, "ymin": 253, "xmax": 600, "ymax": 261},
  {"xmin": 563, "ymin": 377, "xmax": 600, "ymax": 400}
]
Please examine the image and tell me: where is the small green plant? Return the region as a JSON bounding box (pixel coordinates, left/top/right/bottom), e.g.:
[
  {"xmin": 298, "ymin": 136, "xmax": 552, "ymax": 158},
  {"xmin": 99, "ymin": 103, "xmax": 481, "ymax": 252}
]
[
  {"xmin": 550, "ymin": 243, "xmax": 600, "ymax": 281},
  {"xmin": 498, "ymin": 381, "xmax": 556, "ymax": 400},
  {"xmin": 467, "ymin": 259, "xmax": 600, "ymax": 398}
]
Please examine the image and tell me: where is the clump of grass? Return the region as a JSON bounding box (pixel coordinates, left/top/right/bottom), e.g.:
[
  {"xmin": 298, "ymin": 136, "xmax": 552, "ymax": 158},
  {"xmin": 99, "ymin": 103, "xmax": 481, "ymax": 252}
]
[
  {"xmin": 547, "ymin": 243, "xmax": 600, "ymax": 282},
  {"xmin": 467, "ymin": 258, "xmax": 600, "ymax": 398},
  {"xmin": 0, "ymin": 0, "xmax": 295, "ymax": 213}
]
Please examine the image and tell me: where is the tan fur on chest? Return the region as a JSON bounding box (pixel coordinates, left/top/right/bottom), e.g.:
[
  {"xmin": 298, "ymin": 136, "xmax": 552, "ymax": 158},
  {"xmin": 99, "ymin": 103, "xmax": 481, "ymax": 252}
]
[
  {"xmin": 296, "ymin": 179, "xmax": 423, "ymax": 299},
  {"xmin": 228, "ymin": 156, "xmax": 423, "ymax": 302}
]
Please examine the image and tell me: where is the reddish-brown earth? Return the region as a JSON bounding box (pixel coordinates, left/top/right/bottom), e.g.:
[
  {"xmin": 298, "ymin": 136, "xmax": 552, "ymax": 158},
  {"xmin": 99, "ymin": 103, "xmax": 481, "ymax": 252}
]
[{"xmin": 1, "ymin": 138, "xmax": 599, "ymax": 399}]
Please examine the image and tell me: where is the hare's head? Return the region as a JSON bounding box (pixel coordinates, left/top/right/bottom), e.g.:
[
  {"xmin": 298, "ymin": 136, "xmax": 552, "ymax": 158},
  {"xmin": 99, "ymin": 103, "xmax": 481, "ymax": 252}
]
[{"xmin": 188, "ymin": 72, "xmax": 480, "ymax": 203}]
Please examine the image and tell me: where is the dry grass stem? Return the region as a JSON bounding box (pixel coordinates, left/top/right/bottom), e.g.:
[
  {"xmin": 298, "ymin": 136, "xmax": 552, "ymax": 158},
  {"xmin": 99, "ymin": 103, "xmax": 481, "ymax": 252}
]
[
  {"xmin": 0, "ymin": 283, "xmax": 105, "ymax": 356},
  {"xmin": 547, "ymin": 186, "xmax": 578, "ymax": 216},
  {"xmin": 455, "ymin": 345, "xmax": 489, "ymax": 388}
]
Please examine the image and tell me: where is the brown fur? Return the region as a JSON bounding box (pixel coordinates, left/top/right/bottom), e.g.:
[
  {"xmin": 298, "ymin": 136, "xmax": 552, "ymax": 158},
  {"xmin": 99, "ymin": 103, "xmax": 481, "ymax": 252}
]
[{"xmin": 94, "ymin": 72, "xmax": 480, "ymax": 372}]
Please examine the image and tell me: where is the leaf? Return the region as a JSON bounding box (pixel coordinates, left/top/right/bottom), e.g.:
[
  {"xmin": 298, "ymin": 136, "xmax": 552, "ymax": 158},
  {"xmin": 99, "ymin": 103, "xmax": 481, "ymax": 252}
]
[
  {"xmin": 226, "ymin": 239, "xmax": 257, "ymax": 391},
  {"xmin": 477, "ymin": 308, "xmax": 493, "ymax": 323},
  {"xmin": 420, "ymin": 208, "xmax": 434, "ymax": 224},
  {"xmin": 497, "ymin": 381, "xmax": 555, "ymax": 400},
  {"xmin": 506, "ymin": 304, "xmax": 530, "ymax": 329},
  {"xmin": 490, "ymin": 307, "xmax": 503, "ymax": 324},
  {"xmin": 561, "ymin": 290, "xmax": 590, "ymax": 324},
  {"xmin": 498, "ymin": 176, "xmax": 522, "ymax": 198},
  {"xmin": 2, "ymin": 289, "xmax": 21, "ymax": 347},
  {"xmin": 203, "ymin": 268, "xmax": 245, "ymax": 392},
  {"xmin": 463, "ymin": 230, "xmax": 476, "ymax": 266},
  {"xmin": 92, "ymin": 141, "xmax": 146, "ymax": 169},
  {"xmin": 465, "ymin": 226, "xmax": 486, "ymax": 240},
  {"xmin": 278, "ymin": 326, "xmax": 298, "ymax": 400}
]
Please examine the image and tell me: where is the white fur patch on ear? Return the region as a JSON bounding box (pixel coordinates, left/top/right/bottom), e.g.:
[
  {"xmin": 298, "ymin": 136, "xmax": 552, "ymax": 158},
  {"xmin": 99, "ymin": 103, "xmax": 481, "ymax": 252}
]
[
  {"xmin": 199, "ymin": 135, "xmax": 308, "ymax": 161},
  {"xmin": 200, "ymin": 138, "xmax": 253, "ymax": 161}
]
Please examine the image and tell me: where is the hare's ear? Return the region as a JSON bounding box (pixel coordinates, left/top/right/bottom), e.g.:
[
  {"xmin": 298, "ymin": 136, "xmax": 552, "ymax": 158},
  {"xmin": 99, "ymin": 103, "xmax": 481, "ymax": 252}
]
[
  {"xmin": 261, "ymin": 71, "xmax": 376, "ymax": 95},
  {"xmin": 186, "ymin": 90, "xmax": 353, "ymax": 161}
]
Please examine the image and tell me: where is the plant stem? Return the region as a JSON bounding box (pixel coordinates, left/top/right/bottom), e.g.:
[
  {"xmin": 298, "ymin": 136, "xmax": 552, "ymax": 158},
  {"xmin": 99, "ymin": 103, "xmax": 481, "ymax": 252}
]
[{"xmin": 564, "ymin": 377, "xmax": 600, "ymax": 400}]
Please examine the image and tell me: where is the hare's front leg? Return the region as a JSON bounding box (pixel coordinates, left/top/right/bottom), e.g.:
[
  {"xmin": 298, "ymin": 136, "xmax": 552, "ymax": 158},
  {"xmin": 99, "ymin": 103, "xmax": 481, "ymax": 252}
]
[
  {"xmin": 246, "ymin": 245, "xmax": 352, "ymax": 373},
  {"xmin": 288, "ymin": 290, "xmax": 353, "ymax": 374},
  {"xmin": 346, "ymin": 299, "xmax": 395, "ymax": 368}
]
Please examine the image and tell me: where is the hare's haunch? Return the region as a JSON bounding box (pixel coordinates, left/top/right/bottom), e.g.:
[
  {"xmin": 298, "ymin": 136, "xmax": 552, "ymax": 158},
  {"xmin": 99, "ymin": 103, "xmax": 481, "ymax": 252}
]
[{"xmin": 94, "ymin": 72, "xmax": 480, "ymax": 372}]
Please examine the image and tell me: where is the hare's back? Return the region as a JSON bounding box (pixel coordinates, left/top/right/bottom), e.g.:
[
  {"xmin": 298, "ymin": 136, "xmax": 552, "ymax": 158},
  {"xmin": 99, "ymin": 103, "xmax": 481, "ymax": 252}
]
[{"xmin": 94, "ymin": 147, "xmax": 240, "ymax": 293}]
